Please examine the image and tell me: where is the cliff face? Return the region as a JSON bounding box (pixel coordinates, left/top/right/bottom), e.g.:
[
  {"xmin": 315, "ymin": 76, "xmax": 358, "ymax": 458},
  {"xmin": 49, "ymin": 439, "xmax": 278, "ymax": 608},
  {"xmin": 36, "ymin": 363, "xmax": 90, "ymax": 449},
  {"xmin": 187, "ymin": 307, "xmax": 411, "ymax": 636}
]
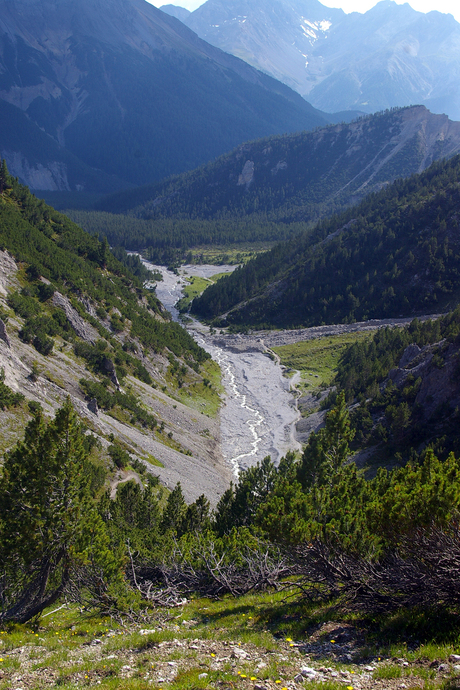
[{"xmin": 389, "ymin": 340, "xmax": 460, "ymax": 424}]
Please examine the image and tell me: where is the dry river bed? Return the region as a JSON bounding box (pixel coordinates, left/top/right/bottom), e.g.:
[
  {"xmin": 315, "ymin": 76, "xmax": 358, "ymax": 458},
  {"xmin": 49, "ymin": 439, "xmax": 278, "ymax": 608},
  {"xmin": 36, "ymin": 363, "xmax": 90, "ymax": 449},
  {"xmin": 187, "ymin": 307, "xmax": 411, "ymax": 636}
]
[
  {"xmin": 147, "ymin": 262, "xmax": 441, "ymax": 478},
  {"xmin": 147, "ymin": 263, "xmax": 301, "ymax": 476}
]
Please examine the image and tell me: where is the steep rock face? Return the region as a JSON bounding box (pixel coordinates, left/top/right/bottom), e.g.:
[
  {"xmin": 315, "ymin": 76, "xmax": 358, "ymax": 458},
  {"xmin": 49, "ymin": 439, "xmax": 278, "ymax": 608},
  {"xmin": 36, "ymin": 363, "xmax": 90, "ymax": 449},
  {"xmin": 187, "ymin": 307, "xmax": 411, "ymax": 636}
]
[
  {"xmin": 180, "ymin": 0, "xmax": 460, "ymax": 120},
  {"xmin": 0, "ymin": 0, "xmax": 328, "ymax": 191},
  {"xmin": 389, "ymin": 341, "xmax": 460, "ymax": 422},
  {"xmin": 181, "ymin": 0, "xmax": 344, "ymax": 98}
]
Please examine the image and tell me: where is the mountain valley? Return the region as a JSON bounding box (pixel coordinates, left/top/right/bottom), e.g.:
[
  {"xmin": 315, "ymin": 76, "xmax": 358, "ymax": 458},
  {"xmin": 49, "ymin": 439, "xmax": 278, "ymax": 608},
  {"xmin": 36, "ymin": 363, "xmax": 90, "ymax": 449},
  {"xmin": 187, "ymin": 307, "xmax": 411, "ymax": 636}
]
[{"xmin": 2, "ymin": 0, "xmax": 460, "ymax": 676}]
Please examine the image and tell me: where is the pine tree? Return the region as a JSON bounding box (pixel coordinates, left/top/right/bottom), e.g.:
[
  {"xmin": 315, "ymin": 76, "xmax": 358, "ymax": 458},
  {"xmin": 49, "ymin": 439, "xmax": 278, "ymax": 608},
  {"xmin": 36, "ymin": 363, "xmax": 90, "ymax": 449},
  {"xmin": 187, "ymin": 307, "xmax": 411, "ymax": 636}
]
[
  {"xmin": 160, "ymin": 482, "xmax": 186, "ymax": 534},
  {"xmin": 0, "ymin": 399, "xmax": 120, "ymax": 623},
  {"xmin": 0, "ymin": 159, "xmax": 11, "ymax": 195},
  {"xmin": 297, "ymin": 391, "xmax": 354, "ymax": 489}
]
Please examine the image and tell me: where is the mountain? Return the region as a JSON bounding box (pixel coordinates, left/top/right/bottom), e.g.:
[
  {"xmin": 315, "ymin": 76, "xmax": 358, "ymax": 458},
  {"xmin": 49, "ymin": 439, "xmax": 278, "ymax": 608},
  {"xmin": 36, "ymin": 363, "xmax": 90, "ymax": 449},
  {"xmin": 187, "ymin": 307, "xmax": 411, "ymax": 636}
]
[
  {"xmin": 191, "ymin": 154, "xmax": 460, "ymax": 328},
  {"xmin": 0, "ymin": 0, "xmax": 328, "ymax": 193},
  {"xmin": 176, "ymin": 0, "xmax": 460, "ymax": 121},
  {"xmin": 94, "ymin": 106, "xmax": 460, "ymax": 224},
  {"xmin": 160, "ymin": 3, "xmax": 191, "ymax": 21}
]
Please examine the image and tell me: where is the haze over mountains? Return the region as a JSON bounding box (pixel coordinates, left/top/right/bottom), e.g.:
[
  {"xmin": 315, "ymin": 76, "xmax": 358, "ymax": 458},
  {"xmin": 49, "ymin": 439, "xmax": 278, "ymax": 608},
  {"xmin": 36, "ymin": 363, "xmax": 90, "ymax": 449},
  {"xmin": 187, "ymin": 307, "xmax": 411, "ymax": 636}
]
[
  {"xmin": 96, "ymin": 106, "xmax": 460, "ymax": 223},
  {"xmin": 163, "ymin": 0, "xmax": 460, "ymax": 121},
  {"xmin": 0, "ymin": 0, "xmax": 329, "ymax": 193}
]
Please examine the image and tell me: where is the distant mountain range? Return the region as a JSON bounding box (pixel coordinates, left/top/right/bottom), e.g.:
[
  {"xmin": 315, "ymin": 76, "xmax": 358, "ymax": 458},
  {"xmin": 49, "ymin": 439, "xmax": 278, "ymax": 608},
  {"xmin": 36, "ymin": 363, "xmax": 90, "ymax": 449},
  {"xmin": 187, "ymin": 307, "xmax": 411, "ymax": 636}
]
[
  {"xmin": 96, "ymin": 106, "xmax": 460, "ymax": 224},
  {"xmin": 0, "ymin": 0, "xmax": 331, "ymax": 193},
  {"xmin": 163, "ymin": 0, "xmax": 460, "ymax": 121}
]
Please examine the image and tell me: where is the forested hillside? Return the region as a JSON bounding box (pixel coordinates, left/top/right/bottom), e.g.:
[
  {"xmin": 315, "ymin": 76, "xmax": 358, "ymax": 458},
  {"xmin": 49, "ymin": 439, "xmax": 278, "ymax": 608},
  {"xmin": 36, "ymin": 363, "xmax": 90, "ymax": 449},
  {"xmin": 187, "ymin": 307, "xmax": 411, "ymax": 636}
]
[
  {"xmin": 0, "ymin": 162, "xmax": 229, "ymax": 504},
  {"xmin": 332, "ymin": 310, "xmax": 460, "ymax": 464},
  {"xmin": 192, "ymin": 155, "xmax": 460, "ymax": 328},
  {"xmin": 95, "ymin": 106, "xmax": 460, "ymax": 223}
]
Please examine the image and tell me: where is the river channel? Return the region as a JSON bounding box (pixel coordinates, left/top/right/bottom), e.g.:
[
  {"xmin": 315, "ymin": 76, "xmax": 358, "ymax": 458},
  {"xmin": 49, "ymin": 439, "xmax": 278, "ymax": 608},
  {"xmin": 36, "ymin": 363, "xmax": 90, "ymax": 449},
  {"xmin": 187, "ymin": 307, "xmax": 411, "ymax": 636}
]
[{"xmin": 145, "ymin": 262, "xmax": 301, "ymax": 477}]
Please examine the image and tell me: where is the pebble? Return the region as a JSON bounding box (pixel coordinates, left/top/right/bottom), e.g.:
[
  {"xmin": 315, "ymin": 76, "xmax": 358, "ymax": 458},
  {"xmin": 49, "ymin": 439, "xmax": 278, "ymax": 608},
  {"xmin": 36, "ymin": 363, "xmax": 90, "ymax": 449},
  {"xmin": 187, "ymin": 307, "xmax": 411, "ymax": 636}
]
[
  {"xmin": 453, "ymin": 665, "xmax": 460, "ymax": 673},
  {"xmin": 301, "ymin": 666, "xmax": 318, "ymax": 679},
  {"xmin": 363, "ymin": 666, "xmax": 374, "ymax": 672},
  {"xmin": 254, "ymin": 686, "xmax": 268, "ymax": 690},
  {"xmin": 232, "ymin": 647, "xmax": 250, "ymax": 660},
  {"xmin": 450, "ymin": 655, "xmax": 460, "ymax": 663},
  {"xmin": 139, "ymin": 629, "xmax": 156, "ymax": 635},
  {"xmin": 105, "ymin": 655, "xmax": 117, "ymax": 659},
  {"xmin": 199, "ymin": 673, "xmax": 208, "ymax": 679},
  {"xmin": 438, "ymin": 663, "xmax": 450, "ymax": 673},
  {"xmin": 294, "ymin": 673, "xmax": 304, "ymax": 683}
]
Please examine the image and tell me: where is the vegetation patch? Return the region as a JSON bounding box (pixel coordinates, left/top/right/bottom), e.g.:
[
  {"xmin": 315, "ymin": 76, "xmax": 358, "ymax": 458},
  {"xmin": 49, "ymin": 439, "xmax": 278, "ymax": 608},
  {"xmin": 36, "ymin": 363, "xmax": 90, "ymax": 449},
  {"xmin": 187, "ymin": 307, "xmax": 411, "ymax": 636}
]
[{"xmin": 273, "ymin": 331, "xmax": 371, "ymax": 395}]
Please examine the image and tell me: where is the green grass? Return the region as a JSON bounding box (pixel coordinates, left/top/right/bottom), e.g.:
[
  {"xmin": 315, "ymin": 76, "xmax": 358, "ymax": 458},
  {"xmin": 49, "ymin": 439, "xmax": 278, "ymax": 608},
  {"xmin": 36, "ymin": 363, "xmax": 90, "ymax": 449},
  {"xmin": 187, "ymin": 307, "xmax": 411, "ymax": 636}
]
[
  {"xmin": 175, "ymin": 359, "xmax": 223, "ymax": 418},
  {"xmin": 186, "ymin": 243, "xmax": 274, "ymax": 266},
  {"xmin": 2, "ymin": 590, "xmax": 460, "ymax": 689},
  {"xmin": 176, "ymin": 276, "xmax": 213, "ymax": 313},
  {"xmin": 273, "ymin": 331, "xmax": 372, "ymax": 396}
]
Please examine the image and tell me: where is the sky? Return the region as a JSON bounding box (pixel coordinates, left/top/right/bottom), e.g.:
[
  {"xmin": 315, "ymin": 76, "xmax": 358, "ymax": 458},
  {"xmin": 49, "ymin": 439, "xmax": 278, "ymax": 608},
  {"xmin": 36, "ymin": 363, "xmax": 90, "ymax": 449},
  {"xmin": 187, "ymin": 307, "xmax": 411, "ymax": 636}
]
[{"xmin": 146, "ymin": 0, "xmax": 460, "ymax": 23}]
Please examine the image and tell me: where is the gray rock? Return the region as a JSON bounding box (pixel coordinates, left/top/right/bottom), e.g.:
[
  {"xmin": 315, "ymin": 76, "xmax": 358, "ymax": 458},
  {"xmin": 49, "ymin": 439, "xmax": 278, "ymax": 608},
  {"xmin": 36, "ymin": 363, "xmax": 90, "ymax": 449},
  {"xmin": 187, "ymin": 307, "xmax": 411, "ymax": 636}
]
[
  {"xmin": 449, "ymin": 655, "xmax": 460, "ymax": 663},
  {"xmin": 438, "ymin": 663, "xmax": 450, "ymax": 673},
  {"xmin": 198, "ymin": 673, "xmax": 208, "ymax": 679},
  {"xmin": 103, "ymin": 357, "xmax": 121, "ymax": 389},
  {"xmin": 294, "ymin": 674, "xmax": 304, "ymax": 683},
  {"xmin": 0, "ymin": 319, "xmax": 10, "ymax": 347},
  {"xmin": 301, "ymin": 666, "xmax": 318, "ymax": 679},
  {"xmin": 52, "ymin": 292, "xmax": 98, "ymax": 344},
  {"xmin": 88, "ymin": 398, "xmax": 99, "ymax": 415},
  {"xmin": 231, "ymin": 647, "xmax": 249, "ymax": 660},
  {"xmin": 398, "ymin": 343, "xmax": 421, "ymax": 368}
]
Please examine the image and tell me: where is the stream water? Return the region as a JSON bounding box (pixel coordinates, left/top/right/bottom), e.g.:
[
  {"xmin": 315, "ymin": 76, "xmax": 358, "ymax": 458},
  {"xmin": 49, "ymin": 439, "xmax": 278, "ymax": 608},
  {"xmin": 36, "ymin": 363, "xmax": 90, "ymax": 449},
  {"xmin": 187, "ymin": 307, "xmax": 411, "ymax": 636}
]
[{"xmin": 145, "ymin": 262, "xmax": 301, "ymax": 477}]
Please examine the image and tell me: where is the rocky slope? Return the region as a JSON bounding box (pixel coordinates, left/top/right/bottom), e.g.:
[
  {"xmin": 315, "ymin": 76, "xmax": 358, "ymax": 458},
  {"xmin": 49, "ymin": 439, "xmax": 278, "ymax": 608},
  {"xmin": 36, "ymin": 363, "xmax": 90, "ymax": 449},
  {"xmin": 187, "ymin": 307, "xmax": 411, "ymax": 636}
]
[{"xmin": 0, "ymin": 248, "xmax": 231, "ymax": 504}]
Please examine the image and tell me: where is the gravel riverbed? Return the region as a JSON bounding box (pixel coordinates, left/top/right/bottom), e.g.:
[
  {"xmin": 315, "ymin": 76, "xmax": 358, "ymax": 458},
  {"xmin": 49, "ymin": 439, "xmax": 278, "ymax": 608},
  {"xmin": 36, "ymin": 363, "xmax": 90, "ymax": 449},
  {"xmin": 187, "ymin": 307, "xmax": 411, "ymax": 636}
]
[{"xmin": 147, "ymin": 264, "xmax": 301, "ymax": 477}]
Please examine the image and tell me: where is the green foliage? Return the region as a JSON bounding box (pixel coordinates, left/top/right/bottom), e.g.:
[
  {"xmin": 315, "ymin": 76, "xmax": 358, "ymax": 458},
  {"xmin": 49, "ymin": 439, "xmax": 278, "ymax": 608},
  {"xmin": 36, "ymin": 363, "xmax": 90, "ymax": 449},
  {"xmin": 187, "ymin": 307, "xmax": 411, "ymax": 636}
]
[
  {"xmin": 192, "ymin": 154, "xmax": 460, "ymax": 328},
  {"xmin": 0, "ymin": 399, "xmax": 124, "ymax": 623},
  {"xmin": 79, "ymin": 378, "xmax": 157, "ymax": 429},
  {"xmin": 108, "ymin": 442, "xmax": 131, "ymax": 469},
  {"xmin": 0, "ymin": 368, "xmax": 24, "ymax": 409},
  {"xmin": 297, "ymin": 392, "xmax": 354, "ymax": 490},
  {"xmin": 331, "ymin": 310, "xmax": 460, "ymax": 457},
  {"xmin": 0, "ymin": 166, "xmax": 209, "ymax": 368}
]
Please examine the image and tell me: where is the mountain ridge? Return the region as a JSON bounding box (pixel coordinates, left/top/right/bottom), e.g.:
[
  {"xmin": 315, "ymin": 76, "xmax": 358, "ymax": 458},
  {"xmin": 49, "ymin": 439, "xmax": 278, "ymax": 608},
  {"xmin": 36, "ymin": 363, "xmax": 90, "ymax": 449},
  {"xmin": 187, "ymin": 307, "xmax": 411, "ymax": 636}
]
[
  {"xmin": 191, "ymin": 153, "xmax": 460, "ymax": 328},
  {"xmin": 0, "ymin": 0, "xmax": 328, "ymax": 191},
  {"xmin": 94, "ymin": 106, "xmax": 460, "ymax": 224},
  {"xmin": 170, "ymin": 0, "xmax": 460, "ymax": 120}
]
